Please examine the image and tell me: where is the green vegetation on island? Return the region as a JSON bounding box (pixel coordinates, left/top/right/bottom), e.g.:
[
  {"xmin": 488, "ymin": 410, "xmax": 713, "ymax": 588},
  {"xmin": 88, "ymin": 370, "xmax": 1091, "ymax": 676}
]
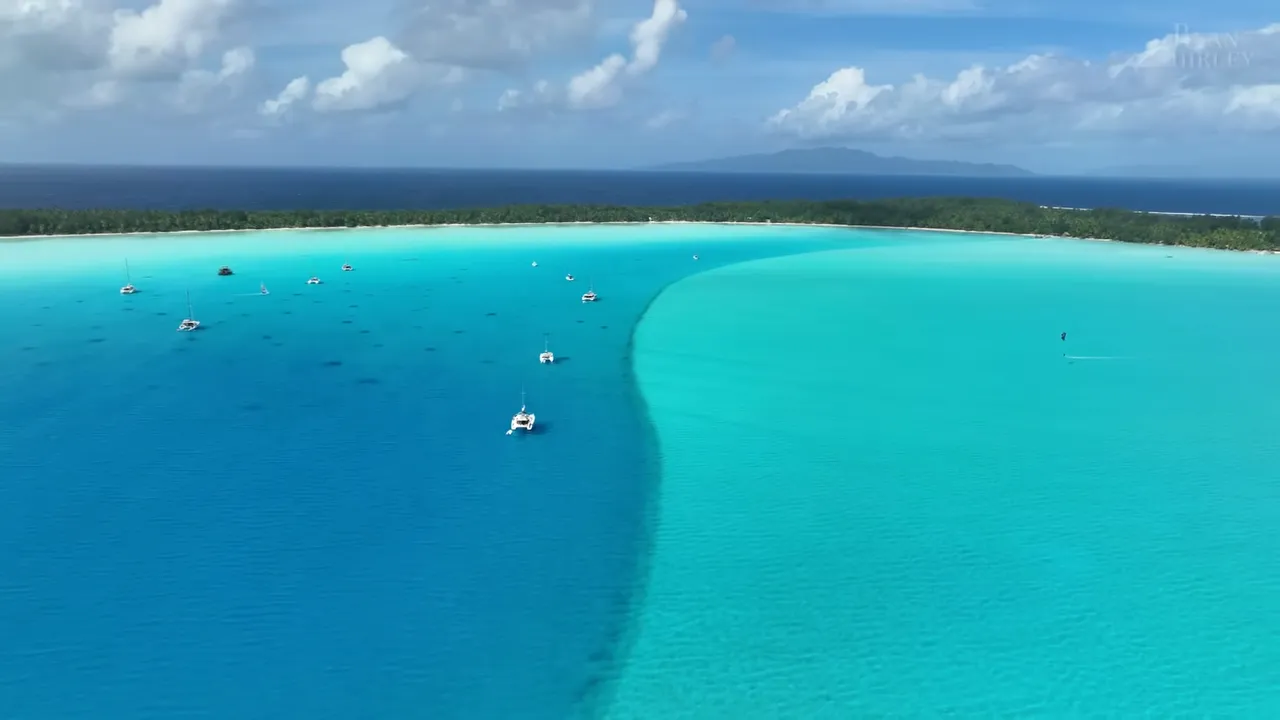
[{"xmin": 1, "ymin": 198, "xmax": 1277, "ymax": 251}]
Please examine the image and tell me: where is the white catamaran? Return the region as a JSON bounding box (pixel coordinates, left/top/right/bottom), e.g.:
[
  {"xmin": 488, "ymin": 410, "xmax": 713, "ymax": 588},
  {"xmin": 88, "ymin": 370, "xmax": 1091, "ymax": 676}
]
[{"xmin": 508, "ymin": 389, "xmax": 535, "ymax": 434}]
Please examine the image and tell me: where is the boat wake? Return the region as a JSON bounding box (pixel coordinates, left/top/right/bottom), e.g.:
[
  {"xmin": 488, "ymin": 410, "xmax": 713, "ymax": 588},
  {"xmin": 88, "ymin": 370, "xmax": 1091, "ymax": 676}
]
[{"xmin": 1064, "ymin": 355, "xmax": 1130, "ymax": 360}]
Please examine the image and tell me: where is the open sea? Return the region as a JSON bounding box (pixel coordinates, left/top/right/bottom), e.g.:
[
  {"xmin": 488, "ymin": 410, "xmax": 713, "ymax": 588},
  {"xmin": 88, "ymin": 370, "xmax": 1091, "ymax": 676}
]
[
  {"xmin": 3, "ymin": 169, "xmax": 1280, "ymax": 717},
  {"xmin": 3, "ymin": 165, "xmax": 1280, "ymax": 216}
]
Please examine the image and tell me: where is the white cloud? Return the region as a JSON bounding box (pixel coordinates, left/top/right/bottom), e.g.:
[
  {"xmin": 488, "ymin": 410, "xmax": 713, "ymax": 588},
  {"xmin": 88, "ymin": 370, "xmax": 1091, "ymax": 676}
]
[
  {"xmin": 646, "ymin": 108, "xmax": 684, "ymax": 128},
  {"xmin": 260, "ymin": 75, "xmax": 310, "ymax": 117},
  {"xmin": 567, "ymin": 53, "xmax": 627, "ymax": 109},
  {"xmin": 627, "ymin": 0, "xmax": 685, "ymax": 75},
  {"xmin": 176, "ymin": 45, "xmax": 253, "ymax": 112},
  {"xmin": 311, "ymin": 36, "xmax": 412, "ymax": 112},
  {"xmin": 305, "ymin": 36, "xmax": 464, "ymax": 113},
  {"xmin": 769, "ymin": 23, "xmax": 1280, "ymax": 141},
  {"xmin": 1, "ymin": 0, "xmax": 247, "ymax": 116},
  {"xmin": 498, "ymin": 80, "xmax": 560, "ymax": 111},
  {"xmin": 397, "ymin": 0, "xmax": 594, "ymax": 70},
  {"xmin": 502, "ymin": 0, "xmax": 686, "ymax": 112},
  {"xmin": 710, "ymin": 34, "xmax": 735, "ymax": 63},
  {"xmin": 108, "ymin": 0, "xmax": 238, "ymax": 79},
  {"xmin": 740, "ymin": 0, "xmax": 976, "ymax": 14}
]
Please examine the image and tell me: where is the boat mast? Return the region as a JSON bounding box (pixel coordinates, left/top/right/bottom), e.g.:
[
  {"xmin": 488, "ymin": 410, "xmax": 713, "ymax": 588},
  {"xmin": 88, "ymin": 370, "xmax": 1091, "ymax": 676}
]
[
  {"xmin": 521, "ymin": 386, "xmax": 526, "ymax": 412},
  {"xmin": 125, "ymin": 259, "xmax": 131, "ymax": 283},
  {"xmin": 186, "ymin": 290, "xmax": 193, "ymax": 318}
]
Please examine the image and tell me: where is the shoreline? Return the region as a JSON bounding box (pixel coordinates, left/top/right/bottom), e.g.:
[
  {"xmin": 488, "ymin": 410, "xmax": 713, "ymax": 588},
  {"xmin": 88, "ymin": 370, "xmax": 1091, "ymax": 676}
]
[{"xmin": 4, "ymin": 219, "xmax": 1277, "ymax": 255}]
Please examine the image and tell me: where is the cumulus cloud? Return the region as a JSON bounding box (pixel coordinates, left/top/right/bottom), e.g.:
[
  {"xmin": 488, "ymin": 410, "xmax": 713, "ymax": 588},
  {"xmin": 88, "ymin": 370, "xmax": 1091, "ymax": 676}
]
[
  {"xmin": 500, "ymin": 0, "xmax": 686, "ymax": 112},
  {"xmin": 769, "ymin": 23, "xmax": 1280, "ymax": 141},
  {"xmin": 498, "ymin": 80, "xmax": 560, "ymax": 112},
  {"xmin": 298, "ymin": 36, "xmax": 464, "ymax": 113},
  {"xmin": 260, "ymin": 76, "xmax": 310, "ymax": 117},
  {"xmin": 397, "ymin": 0, "xmax": 594, "ymax": 70},
  {"xmin": 176, "ymin": 45, "xmax": 253, "ymax": 112},
  {"xmin": 1, "ymin": 0, "xmax": 247, "ymax": 116},
  {"xmin": 627, "ymin": 0, "xmax": 685, "ymax": 75},
  {"xmin": 567, "ymin": 53, "xmax": 627, "ymax": 109},
  {"xmin": 108, "ymin": 0, "xmax": 238, "ymax": 79},
  {"xmin": 312, "ymin": 36, "xmax": 417, "ymax": 112}
]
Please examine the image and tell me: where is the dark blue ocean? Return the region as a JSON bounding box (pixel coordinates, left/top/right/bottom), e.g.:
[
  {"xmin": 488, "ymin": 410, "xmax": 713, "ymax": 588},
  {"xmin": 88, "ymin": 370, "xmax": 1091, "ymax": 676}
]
[{"xmin": 2, "ymin": 165, "xmax": 1280, "ymax": 216}]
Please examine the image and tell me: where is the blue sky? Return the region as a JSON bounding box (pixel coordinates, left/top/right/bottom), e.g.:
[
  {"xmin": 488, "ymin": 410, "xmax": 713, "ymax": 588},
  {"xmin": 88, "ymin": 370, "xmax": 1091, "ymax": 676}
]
[{"xmin": 1, "ymin": 0, "xmax": 1278, "ymax": 174}]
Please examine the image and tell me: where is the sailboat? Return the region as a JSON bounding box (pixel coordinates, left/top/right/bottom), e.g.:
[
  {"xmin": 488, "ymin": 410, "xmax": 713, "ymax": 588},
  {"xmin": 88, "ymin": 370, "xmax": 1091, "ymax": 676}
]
[
  {"xmin": 581, "ymin": 279, "xmax": 597, "ymax": 303},
  {"xmin": 177, "ymin": 290, "xmax": 200, "ymax": 331},
  {"xmin": 260, "ymin": 282, "xmax": 269, "ymax": 295},
  {"xmin": 508, "ymin": 388, "xmax": 536, "ymax": 434},
  {"xmin": 120, "ymin": 260, "xmax": 136, "ymax": 294},
  {"xmin": 539, "ymin": 335, "xmax": 555, "ymax": 364}
]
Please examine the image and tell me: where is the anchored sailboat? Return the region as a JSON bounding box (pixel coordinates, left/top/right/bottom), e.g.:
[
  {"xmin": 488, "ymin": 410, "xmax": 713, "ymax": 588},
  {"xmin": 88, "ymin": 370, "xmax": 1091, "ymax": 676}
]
[
  {"xmin": 539, "ymin": 335, "xmax": 555, "ymax": 364},
  {"xmin": 177, "ymin": 290, "xmax": 200, "ymax": 331},
  {"xmin": 508, "ymin": 388, "xmax": 536, "ymax": 434},
  {"xmin": 120, "ymin": 259, "xmax": 136, "ymax": 294}
]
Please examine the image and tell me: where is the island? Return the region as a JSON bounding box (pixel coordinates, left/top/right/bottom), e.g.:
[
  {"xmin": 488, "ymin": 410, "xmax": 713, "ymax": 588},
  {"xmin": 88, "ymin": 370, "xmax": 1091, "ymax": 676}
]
[
  {"xmin": 1, "ymin": 198, "xmax": 1277, "ymax": 252},
  {"xmin": 646, "ymin": 148, "xmax": 1035, "ymax": 177}
]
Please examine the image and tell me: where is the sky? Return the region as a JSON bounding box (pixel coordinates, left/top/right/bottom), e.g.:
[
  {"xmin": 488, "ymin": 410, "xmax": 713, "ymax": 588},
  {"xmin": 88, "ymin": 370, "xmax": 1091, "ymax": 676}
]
[{"xmin": 1, "ymin": 0, "xmax": 1278, "ymax": 174}]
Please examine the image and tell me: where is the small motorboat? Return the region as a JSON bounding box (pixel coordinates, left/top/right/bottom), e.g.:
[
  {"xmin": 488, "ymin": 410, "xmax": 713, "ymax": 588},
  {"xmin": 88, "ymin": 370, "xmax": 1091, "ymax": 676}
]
[
  {"xmin": 342, "ymin": 263, "xmax": 353, "ymax": 271},
  {"xmin": 692, "ymin": 254, "xmax": 699, "ymax": 260},
  {"xmin": 306, "ymin": 276, "xmax": 322, "ymax": 284},
  {"xmin": 565, "ymin": 274, "xmax": 574, "ymax": 281},
  {"xmin": 218, "ymin": 266, "xmax": 233, "ymax": 276},
  {"xmin": 531, "ymin": 261, "xmax": 538, "ymax": 267}
]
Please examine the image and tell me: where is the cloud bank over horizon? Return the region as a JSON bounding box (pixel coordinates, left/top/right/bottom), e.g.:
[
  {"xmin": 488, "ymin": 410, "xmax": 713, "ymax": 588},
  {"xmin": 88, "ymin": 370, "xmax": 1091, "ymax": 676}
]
[{"xmin": 2, "ymin": 0, "xmax": 1278, "ymax": 173}]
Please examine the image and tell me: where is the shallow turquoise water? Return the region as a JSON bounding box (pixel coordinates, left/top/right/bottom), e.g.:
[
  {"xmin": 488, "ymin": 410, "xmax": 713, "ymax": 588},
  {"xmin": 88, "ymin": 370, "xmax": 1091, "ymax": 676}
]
[
  {"xmin": 7, "ymin": 225, "xmax": 1280, "ymax": 717},
  {"xmin": 0, "ymin": 224, "xmax": 848, "ymax": 719},
  {"xmin": 617, "ymin": 233, "xmax": 1280, "ymax": 716}
]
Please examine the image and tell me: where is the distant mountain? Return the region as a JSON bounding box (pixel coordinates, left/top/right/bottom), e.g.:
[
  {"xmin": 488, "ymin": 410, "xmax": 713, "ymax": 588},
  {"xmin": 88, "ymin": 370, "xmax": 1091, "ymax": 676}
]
[{"xmin": 646, "ymin": 147, "xmax": 1035, "ymax": 177}]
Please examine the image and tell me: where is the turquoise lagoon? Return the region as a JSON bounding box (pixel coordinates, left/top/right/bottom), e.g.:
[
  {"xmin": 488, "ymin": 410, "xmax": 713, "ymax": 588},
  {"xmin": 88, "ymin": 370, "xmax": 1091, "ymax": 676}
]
[
  {"xmin": 2, "ymin": 224, "xmax": 1279, "ymax": 717},
  {"xmin": 0, "ymin": 224, "xmax": 846, "ymax": 719},
  {"xmin": 615, "ymin": 233, "xmax": 1280, "ymax": 717}
]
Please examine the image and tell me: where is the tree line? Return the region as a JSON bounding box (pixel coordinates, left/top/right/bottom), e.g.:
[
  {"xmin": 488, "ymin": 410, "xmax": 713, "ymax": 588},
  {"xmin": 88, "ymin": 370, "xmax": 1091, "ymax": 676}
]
[{"xmin": 1, "ymin": 198, "xmax": 1276, "ymax": 251}]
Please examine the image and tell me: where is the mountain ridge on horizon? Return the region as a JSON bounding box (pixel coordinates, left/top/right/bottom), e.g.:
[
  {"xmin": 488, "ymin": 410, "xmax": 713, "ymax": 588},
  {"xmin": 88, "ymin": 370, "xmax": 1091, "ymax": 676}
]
[{"xmin": 645, "ymin": 147, "xmax": 1036, "ymax": 177}]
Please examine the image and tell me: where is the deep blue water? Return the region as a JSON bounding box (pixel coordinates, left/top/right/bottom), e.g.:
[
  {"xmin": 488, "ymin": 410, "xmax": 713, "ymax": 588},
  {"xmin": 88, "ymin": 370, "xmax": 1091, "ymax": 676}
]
[
  {"xmin": 0, "ymin": 225, "xmax": 847, "ymax": 719},
  {"xmin": 2, "ymin": 165, "xmax": 1279, "ymax": 216}
]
